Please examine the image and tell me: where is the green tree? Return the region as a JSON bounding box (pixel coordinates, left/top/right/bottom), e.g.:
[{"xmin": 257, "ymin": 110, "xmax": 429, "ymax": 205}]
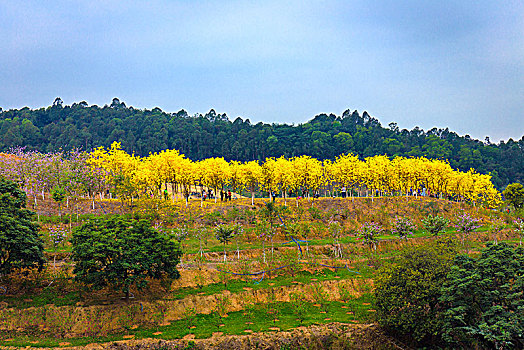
[
  {"xmin": 374, "ymin": 238, "xmax": 458, "ymax": 346},
  {"xmin": 421, "ymin": 214, "xmax": 449, "ymax": 236},
  {"xmin": 214, "ymin": 224, "xmax": 234, "ymax": 263},
  {"xmin": 0, "ymin": 177, "xmax": 45, "ymax": 276},
  {"xmin": 71, "ymin": 216, "xmax": 182, "ymax": 300},
  {"xmin": 440, "ymin": 243, "xmax": 524, "ymax": 349},
  {"xmin": 51, "ymin": 185, "xmax": 66, "ymax": 218},
  {"xmin": 502, "ymin": 182, "xmax": 524, "ymax": 209}
]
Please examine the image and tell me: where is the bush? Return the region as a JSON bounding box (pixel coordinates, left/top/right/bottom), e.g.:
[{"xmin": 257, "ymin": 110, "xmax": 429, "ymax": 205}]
[
  {"xmin": 376, "ymin": 240, "xmax": 524, "ymax": 349},
  {"xmin": 71, "ymin": 216, "xmax": 182, "ymax": 300},
  {"xmin": 374, "ymin": 238, "xmax": 458, "ymax": 346}
]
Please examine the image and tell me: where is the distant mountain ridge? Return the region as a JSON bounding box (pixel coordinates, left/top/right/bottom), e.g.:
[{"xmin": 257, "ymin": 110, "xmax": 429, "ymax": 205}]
[{"xmin": 0, "ymin": 98, "xmax": 522, "ymax": 189}]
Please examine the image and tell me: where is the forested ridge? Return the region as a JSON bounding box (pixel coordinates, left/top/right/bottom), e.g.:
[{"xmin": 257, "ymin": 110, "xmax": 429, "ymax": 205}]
[{"xmin": 1, "ymin": 97, "xmax": 522, "ymax": 189}]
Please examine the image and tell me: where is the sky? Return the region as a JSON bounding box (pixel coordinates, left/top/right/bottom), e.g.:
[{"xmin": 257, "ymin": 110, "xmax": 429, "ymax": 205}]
[{"xmin": 1, "ymin": 0, "xmax": 523, "ymax": 142}]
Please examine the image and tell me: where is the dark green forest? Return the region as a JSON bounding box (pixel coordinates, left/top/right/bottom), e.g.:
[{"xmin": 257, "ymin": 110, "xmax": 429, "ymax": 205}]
[{"xmin": 1, "ymin": 97, "xmax": 522, "ymax": 189}]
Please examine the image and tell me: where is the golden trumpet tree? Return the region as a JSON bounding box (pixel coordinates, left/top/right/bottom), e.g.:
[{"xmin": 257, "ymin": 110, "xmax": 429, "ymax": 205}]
[
  {"xmin": 275, "ymin": 156, "xmax": 297, "ymax": 205},
  {"xmin": 292, "ymin": 155, "xmax": 323, "ymax": 199},
  {"xmin": 238, "ymin": 160, "xmax": 262, "ymax": 205},
  {"xmin": 332, "ymin": 153, "xmax": 363, "ymax": 198},
  {"xmin": 200, "ymin": 157, "xmax": 231, "ymax": 203},
  {"xmin": 261, "ymin": 157, "xmax": 279, "ymax": 200},
  {"xmin": 86, "ymin": 144, "xmax": 502, "ymax": 209},
  {"xmin": 88, "ymin": 142, "xmax": 140, "ymax": 202},
  {"xmin": 364, "ymin": 155, "xmax": 391, "ymax": 197}
]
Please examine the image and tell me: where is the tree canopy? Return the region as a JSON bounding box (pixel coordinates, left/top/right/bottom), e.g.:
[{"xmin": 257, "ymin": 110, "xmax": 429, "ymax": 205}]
[
  {"xmin": 0, "ymin": 177, "xmax": 45, "ymax": 276},
  {"xmin": 503, "ymin": 182, "xmax": 524, "ymax": 209},
  {"xmin": 71, "ymin": 216, "xmax": 182, "ymax": 300}
]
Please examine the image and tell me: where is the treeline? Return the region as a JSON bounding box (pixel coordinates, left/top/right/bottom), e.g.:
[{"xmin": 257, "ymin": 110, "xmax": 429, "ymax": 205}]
[{"xmin": 0, "ymin": 97, "xmax": 522, "ymax": 189}]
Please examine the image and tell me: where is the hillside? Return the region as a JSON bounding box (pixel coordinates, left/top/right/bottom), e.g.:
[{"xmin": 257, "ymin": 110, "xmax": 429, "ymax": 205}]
[{"xmin": 0, "ymin": 98, "xmax": 522, "ymax": 189}]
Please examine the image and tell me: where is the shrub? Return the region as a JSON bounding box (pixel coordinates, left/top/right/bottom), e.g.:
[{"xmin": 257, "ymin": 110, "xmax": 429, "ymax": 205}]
[
  {"xmin": 358, "ymin": 222, "xmax": 383, "ymax": 252},
  {"xmin": 374, "ymin": 238, "xmax": 458, "ymax": 346},
  {"xmin": 391, "ymin": 217, "xmax": 416, "ymax": 241}
]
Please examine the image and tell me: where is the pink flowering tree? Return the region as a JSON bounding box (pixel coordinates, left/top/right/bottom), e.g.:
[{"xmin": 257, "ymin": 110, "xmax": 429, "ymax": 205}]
[
  {"xmin": 391, "ymin": 217, "xmax": 417, "ymax": 242},
  {"xmin": 358, "ymin": 222, "xmax": 383, "ymax": 262},
  {"xmin": 455, "ymin": 213, "xmax": 480, "ymax": 252}
]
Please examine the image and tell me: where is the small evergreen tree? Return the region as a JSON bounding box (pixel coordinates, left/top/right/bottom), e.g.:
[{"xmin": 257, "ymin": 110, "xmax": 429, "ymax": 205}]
[
  {"xmin": 503, "ymin": 183, "xmax": 524, "ymax": 209},
  {"xmin": 71, "ymin": 216, "xmax": 182, "ymax": 300},
  {"xmin": 0, "ymin": 177, "xmax": 45, "ymax": 276},
  {"xmin": 441, "ymin": 243, "xmax": 524, "ymax": 349},
  {"xmin": 214, "ymin": 224, "xmax": 234, "ymax": 263}
]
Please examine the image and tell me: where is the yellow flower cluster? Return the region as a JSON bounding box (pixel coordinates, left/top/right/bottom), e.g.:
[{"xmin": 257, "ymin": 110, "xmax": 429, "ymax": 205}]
[{"xmin": 88, "ymin": 142, "xmax": 501, "ymax": 207}]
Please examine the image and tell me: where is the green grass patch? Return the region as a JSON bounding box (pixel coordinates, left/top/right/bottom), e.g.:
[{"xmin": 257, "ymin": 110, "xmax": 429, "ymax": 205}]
[{"xmin": 0, "ymin": 294, "xmax": 375, "ymax": 348}]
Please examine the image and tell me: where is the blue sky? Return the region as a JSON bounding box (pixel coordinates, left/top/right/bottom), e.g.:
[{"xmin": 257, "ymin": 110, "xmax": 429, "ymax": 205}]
[{"xmin": 1, "ymin": 1, "xmax": 522, "ymax": 142}]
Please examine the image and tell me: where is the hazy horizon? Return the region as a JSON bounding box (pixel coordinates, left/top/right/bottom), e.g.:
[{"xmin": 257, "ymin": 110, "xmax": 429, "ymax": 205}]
[{"xmin": 1, "ymin": 1, "xmax": 523, "ymax": 143}]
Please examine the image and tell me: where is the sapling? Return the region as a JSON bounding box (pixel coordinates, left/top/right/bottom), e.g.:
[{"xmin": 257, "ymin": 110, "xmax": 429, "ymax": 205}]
[
  {"xmin": 454, "ymin": 213, "xmax": 480, "ymax": 252},
  {"xmin": 51, "ymin": 186, "xmax": 66, "ymax": 219},
  {"xmin": 299, "ymin": 222, "xmax": 311, "ymax": 257},
  {"xmin": 194, "ymin": 225, "xmax": 207, "ymax": 264},
  {"xmin": 391, "ymin": 217, "xmax": 416, "ymax": 241},
  {"xmin": 358, "ymin": 222, "xmax": 383, "ymax": 255},
  {"xmin": 421, "ymin": 214, "xmax": 449, "ymax": 236},
  {"xmin": 255, "ymin": 220, "xmax": 269, "ymax": 263},
  {"xmin": 232, "ymin": 223, "xmax": 244, "ymax": 260},
  {"xmin": 214, "ymin": 224, "xmax": 234, "ymax": 263},
  {"xmin": 328, "ymin": 220, "xmax": 343, "ymax": 258},
  {"xmin": 489, "ymin": 218, "xmax": 505, "ymax": 244},
  {"xmin": 48, "ymin": 224, "xmax": 68, "ymax": 269},
  {"xmin": 213, "ymin": 294, "xmax": 231, "ymax": 329},
  {"xmin": 290, "ymin": 292, "xmax": 308, "ymax": 325},
  {"xmin": 173, "ymin": 226, "xmax": 189, "ymax": 260},
  {"xmin": 183, "ymin": 307, "xmax": 197, "ymax": 331}
]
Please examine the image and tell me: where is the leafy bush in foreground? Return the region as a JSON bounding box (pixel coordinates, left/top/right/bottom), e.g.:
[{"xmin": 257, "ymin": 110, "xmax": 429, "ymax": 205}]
[
  {"xmin": 376, "ymin": 240, "xmax": 524, "ymax": 349},
  {"xmin": 374, "ymin": 238, "xmax": 457, "ymax": 346}
]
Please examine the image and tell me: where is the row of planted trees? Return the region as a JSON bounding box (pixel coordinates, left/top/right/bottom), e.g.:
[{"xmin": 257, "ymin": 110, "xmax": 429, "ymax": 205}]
[
  {"xmin": 0, "ymin": 149, "xmax": 104, "ymax": 211},
  {"xmin": 88, "ymin": 142, "xmax": 502, "ymax": 208},
  {"xmin": 0, "ymin": 142, "xmax": 501, "ymax": 211}
]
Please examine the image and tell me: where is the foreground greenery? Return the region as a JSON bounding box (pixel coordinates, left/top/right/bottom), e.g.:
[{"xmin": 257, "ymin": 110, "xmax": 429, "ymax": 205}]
[
  {"xmin": 0, "ymin": 177, "xmax": 44, "ymax": 276},
  {"xmin": 72, "ymin": 216, "xmax": 183, "ymax": 300},
  {"xmin": 375, "ymin": 240, "xmax": 524, "ymax": 349},
  {"xmin": 1, "ymin": 179, "xmax": 523, "ymax": 349}
]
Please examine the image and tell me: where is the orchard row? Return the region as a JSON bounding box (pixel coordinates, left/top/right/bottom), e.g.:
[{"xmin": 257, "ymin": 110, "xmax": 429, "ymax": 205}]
[{"xmin": 0, "ymin": 142, "xmax": 501, "ymax": 208}]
